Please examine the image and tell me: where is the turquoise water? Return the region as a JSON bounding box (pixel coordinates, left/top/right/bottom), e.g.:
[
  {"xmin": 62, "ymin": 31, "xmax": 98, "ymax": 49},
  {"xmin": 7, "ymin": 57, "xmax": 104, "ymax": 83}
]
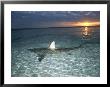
[{"xmin": 11, "ymin": 27, "xmax": 100, "ymax": 77}]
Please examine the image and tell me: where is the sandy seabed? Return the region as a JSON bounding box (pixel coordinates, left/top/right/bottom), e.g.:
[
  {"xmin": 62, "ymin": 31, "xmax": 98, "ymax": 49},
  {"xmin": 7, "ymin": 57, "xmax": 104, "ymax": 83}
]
[{"xmin": 11, "ymin": 40, "xmax": 100, "ymax": 77}]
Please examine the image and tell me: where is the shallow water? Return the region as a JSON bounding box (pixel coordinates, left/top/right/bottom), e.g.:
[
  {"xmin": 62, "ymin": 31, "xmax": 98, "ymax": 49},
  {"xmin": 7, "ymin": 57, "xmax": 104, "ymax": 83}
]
[{"xmin": 11, "ymin": 27, "xmax": 100, "ymax": 77}]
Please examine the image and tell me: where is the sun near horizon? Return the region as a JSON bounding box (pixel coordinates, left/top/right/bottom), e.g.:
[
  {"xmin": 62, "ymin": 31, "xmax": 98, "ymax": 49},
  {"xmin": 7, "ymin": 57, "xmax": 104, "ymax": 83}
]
[
  {"xmin": 60, "ymin": 21, "xmax": 100, "ymax": 27},
  {"xmin": 72, "ymin": 21, "xmax": 100, "ymax": 27}
]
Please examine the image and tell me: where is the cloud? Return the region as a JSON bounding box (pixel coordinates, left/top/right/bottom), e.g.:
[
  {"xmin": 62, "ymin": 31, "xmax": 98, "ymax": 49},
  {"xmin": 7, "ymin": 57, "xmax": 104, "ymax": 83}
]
[{"xmin": 11, "ymin": 11, "xmax": 100, "ymax": 28}]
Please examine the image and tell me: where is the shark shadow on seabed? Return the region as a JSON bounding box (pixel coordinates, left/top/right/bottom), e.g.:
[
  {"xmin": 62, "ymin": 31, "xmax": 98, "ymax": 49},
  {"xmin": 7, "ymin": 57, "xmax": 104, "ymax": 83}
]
[{"xmin": 27, "ymin": 44, "xmax": 84, "ymax": 62}]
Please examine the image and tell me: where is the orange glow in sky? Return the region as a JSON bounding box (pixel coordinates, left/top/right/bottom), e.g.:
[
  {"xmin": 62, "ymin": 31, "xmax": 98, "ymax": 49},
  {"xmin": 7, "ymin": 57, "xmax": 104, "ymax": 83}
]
[
  {"xmin": 60, "ymin": 21, "xmax": 100, "ymax": 27},
  {"xmin": 72, "ymin": 21, "xmax": 100, "ymax": 26}
]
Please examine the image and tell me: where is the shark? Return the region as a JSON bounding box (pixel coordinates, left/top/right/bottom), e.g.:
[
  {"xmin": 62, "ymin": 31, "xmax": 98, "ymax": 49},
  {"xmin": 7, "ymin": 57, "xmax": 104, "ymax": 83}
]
[{"xmin": 27, "ymin": 41, "xmax": 84, "ymax": 62}]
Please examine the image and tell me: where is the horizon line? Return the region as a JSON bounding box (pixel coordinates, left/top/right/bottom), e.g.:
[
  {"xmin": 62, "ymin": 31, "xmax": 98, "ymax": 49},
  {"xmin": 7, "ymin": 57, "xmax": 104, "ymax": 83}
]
[{"xmin": 12, "ymin": 25, "xmax": 100, "ymax": 30}]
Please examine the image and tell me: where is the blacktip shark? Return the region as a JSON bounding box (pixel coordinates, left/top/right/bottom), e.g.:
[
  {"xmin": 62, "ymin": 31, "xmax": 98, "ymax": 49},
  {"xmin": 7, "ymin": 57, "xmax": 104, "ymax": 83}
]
[{"xmin": 28, "ymin": 41, "xmax": 83, "ymax": 62}]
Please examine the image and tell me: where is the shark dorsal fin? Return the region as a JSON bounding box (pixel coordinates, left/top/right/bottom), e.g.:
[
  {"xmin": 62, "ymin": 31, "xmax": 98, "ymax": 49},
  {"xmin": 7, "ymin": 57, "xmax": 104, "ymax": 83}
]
[{"xmin": 49, "ymin": 41, "xmax": 55, "ymax": 50}]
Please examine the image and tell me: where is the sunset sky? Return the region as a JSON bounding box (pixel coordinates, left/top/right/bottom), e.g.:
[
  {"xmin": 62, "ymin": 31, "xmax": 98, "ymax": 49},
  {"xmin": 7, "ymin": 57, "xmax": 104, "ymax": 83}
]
[{"xmin": 11, "ymin": 11, "xmax": 100, "ymax": 28}]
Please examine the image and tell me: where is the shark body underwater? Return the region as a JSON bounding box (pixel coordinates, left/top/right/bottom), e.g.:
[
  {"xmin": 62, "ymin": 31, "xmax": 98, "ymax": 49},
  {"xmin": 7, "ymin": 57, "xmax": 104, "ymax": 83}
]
[{"xmin": 27, "ymin": 43, "xmax": 83, "ymax": 62}]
